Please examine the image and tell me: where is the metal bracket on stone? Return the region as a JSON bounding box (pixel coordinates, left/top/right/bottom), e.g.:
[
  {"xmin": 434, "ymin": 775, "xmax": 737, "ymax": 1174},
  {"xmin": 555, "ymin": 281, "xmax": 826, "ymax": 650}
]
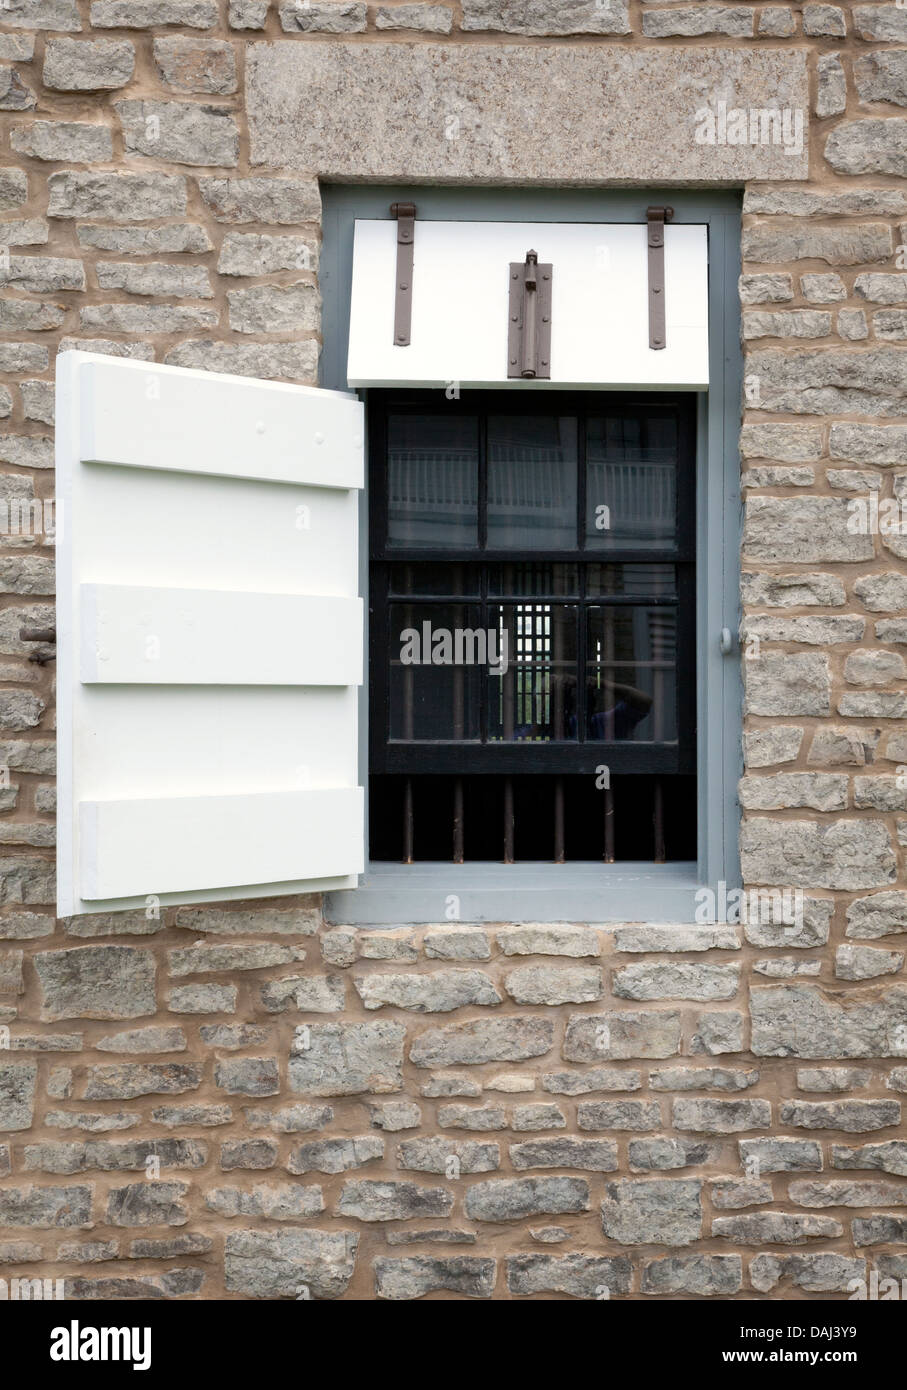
[
  {"xmin": 508, "ymin": 250, "xmax": 552, "ymax": 380},
  {"xmin": 390, "ymin": 201, "xmax": 416, "ymax": 347},
  {"xmin": 646, "ymin": 205, "xmax": 674, "ymax": 350},
  {"xmin": 19, "ymin": 626, "xmax": 56, "ymax": 665}
]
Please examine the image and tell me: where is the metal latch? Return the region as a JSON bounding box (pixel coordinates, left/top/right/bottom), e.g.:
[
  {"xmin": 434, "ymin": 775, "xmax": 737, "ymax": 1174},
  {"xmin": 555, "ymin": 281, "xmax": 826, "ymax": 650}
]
[
  {"xmin": 646, "ymin": 205, "xmax": 674, "ymax": 350},
  {"xmin": 508, "ymin": 250, "xmax": 552, "ymax": 379},
  {"xmin": 390, "ymin": 201, "xmax": 416, "ymax": 347}
]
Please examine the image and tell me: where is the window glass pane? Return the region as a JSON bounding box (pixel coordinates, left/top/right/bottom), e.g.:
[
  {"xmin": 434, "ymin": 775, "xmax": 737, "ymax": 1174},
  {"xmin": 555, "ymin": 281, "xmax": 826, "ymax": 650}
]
[
  {"xmin": 389, "ymin": 563, "xmax": 478, "ymax": 596},
  {"xmin": 586, "ymin": 606, "xmax": 677, "ymax": 742},
  {"xmin": 487, "ymin": 563, "xmax": 579, "ymax": 597},
  {"xmin": 586, "ymin": 413, "xmax": 677, "ymax": 550},
  {"xmin": 585, "ymin": 563, "xmax": 676, "ymax": 598},
  {"xmin": 387, "ymin": 415, "xmax": 478, "ymax": 549},
  {"xmin": 389, "ymin": 603, "xmax": 482, "ymax": 739},
  {"xmin": 489, "ymin": 604, "xmax": 577, "ymax": 742},
  {"xmin": 487, "ymin": 416, "xmax": 577, "ymax": 550}
]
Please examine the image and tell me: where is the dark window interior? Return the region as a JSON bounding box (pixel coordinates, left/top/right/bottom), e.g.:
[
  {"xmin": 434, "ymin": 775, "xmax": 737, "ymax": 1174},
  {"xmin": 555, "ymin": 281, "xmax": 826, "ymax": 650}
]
[{"xmin": 369, "ymin": 392, "xmax": 697, "ymax": 864}]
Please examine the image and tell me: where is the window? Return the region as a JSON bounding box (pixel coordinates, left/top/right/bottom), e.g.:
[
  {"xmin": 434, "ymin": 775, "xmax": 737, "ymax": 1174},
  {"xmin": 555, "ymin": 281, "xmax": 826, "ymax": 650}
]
[{"xmin": 369, "ymin": 392, "xmax": 697, "ymax": 865}]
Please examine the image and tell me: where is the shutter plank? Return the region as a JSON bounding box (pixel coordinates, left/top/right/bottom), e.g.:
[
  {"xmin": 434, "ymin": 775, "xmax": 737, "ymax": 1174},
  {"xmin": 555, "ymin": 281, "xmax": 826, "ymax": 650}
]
[
  {"xmin": 80, "ymin": 788, "xmax": 364, "ymax": 900},
  {"xmin": 80, "ymin": 358, "xmax": 364, "ymax": 489},
  {"xmin": 80, "ymin": 585, "xmax": 362, "ymax": 686}
]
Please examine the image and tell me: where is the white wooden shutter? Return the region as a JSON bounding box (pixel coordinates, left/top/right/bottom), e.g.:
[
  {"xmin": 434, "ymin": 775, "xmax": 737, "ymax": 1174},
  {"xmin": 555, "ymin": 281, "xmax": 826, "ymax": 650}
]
[
  {"xmin": 347, "ymin": 220, "xmax": 709, "ymax": 390},
  {"xmin": 55, "ymin": 352, "xmax": 365, "ymax": 918}
]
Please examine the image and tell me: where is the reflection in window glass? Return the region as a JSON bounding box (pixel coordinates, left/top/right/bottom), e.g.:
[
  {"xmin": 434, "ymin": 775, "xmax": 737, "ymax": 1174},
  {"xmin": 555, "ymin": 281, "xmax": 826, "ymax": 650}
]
[
  {"xmin": 586, "ymin": 414, "xmax": 677, "ymax": 551},
  {"xmin": 389, "ymin": 563, "xmax": 477, "ymax": 596},
  {"xmin": 586, "ymin": 606, "xmax": 677, "ymax": 742},
  {"xmin": 487, "ymin": 563, "xmax": 579, "ymax": 597},
  {"xmin": 389, "ymin": 603, "xmax": 482, "ymax": 740},
  {"xmin": 388, "ymin": 415, "xmax": 479, "ymax": 549},
  {"xmin": 489, "ymin": 604, "xmax": 577, "ymax": 742},
  {"xmin": 585, "ymin": 563, "xmax": 675, "ymax": 598},
  {"xmin": 487, "ymin": 416, "xmax": 577, "ymax": 550}
]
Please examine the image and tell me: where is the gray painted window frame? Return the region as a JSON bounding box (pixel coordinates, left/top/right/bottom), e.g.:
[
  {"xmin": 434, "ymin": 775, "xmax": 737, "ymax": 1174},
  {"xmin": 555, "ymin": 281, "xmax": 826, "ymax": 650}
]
[{"xmin": 321, "ymin": 185, "xmax": 742, "ymax": 924}]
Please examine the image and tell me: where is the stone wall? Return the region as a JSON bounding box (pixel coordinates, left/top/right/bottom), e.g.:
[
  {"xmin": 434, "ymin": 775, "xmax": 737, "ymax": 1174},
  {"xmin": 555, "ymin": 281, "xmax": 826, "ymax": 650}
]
[{"xmin": 1, "ymin": 0, "xmax": 907, "ymax": 1299}]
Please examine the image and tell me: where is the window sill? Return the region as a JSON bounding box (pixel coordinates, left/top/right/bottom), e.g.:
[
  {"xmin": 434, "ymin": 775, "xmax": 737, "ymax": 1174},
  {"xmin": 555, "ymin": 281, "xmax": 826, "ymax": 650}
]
[{"xmin": 324, "ymin": 860, "xmax": 700, "ymax": 925}]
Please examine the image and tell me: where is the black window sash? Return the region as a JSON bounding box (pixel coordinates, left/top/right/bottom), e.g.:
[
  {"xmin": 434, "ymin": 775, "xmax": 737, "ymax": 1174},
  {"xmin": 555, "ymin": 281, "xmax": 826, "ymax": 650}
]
[{"xmin": 369, "ymin": 391, "xmax": 696, "ymax": 780}]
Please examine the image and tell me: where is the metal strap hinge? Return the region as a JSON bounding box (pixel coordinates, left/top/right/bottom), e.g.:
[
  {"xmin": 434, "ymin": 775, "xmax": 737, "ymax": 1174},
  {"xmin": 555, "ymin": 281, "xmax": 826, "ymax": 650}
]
[
  {"xmin": 508, "ymin": 250, "xmax": 552, "ymax": 380},
  {"xmin": 647, "ymin": 205, "xmax": 674, "ymax": 351},
  {"xmin": 390, "ymin": 201, "xmax": 416, "ymax": 347}
]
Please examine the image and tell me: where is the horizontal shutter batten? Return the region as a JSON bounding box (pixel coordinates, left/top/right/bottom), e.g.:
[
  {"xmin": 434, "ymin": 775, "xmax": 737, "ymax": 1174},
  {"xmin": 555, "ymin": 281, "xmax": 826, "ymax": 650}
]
[
  {"xmin": 80, "ymin": 788, "xmax": 365, "ymax": 900},
  {"xmin": 80, "ymin": 357, "xmax": 364, "ymax": 489}
]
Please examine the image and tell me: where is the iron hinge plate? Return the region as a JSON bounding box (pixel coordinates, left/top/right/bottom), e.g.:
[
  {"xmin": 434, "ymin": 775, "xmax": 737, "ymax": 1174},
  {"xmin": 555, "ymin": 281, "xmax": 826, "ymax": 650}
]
[
  {"xmin": 646, "ymin": 204, "xmax": 674, "ymax": 351},
  {"xmin": 390, "ymin": 201, "xmax": 416, "ymax": 347}
]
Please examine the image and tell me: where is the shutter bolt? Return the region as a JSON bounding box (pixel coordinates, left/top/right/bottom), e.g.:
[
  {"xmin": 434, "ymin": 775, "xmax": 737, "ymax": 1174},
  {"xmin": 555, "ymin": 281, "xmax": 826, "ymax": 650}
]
[{"xmin": 508, "ymin": 250, "xmax": 551, "ymax": 380}]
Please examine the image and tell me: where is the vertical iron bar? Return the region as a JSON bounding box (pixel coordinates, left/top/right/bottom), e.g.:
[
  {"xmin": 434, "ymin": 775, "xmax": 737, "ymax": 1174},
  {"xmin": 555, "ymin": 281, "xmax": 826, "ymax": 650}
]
[
  {"xmin": 577, "ymin": 407, "xmax": 586, "ymax": 553},
  {"xmin": 552, "ymin": 604, "xmax": 564, "ymax": 740},
  {"xmin": 403, "ymin": 777, "xmax": 414, "ymax": 864},
  {"xmin": 653, "ymin": 777, "xmax": 665, "ymax": 863},
  {"xmin": 604, "ymin": 783, "xmax": 615, "ymax": 864},
  {"xmin": 453, "ymin": 777, "xmax": 464, "ymax": 865},
  {"xmin": 453, "ymin": 629, "xmax": 465, "ymax": 740},
  {"xmin": 478, "ymin": 414, "xmax": 488, "ymax": 550},
  {"xmin": 403, "ymin": 601, "xmax": 414, "ymax": 741},
  {"xmin": 503, "ymin": 606, "xmax": 516, "ymax": 744},
  {"xmin": 554, "ymin": 776, "xmax": 565, "ymax": 864},
  {"xmin": 604, "ymin": 601, "xmax": 615, "ymax": 740},
  {"xmin": 504, "ymin": 776, "xmax": 515, "ymax": 864}
]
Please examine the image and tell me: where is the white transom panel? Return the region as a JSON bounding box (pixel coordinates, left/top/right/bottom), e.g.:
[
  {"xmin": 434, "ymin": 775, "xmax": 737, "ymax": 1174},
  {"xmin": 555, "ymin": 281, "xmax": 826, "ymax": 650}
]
[{"xmin": 347, "ymin": 219, "xmax": 709, "ymax": 390}]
